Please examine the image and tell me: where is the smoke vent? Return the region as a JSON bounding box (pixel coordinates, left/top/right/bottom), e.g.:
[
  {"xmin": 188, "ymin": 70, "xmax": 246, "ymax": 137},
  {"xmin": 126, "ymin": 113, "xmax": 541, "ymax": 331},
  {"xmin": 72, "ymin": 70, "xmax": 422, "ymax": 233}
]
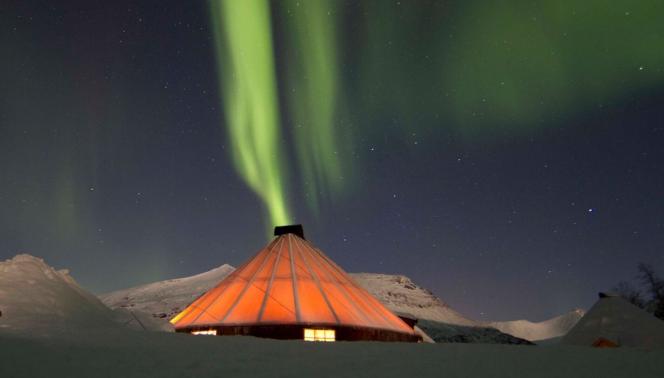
[{"xmin": 274, "ymin": 224, "xmax": 305, "ymax": 239}]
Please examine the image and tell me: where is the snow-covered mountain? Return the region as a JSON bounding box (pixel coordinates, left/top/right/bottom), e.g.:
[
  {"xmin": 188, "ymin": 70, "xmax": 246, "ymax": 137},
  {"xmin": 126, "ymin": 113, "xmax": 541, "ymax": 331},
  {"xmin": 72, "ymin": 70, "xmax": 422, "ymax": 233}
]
[
  {"xmin": 350, "ymin": 273, "xmax": 531, "ymax": 344},
  {"xmin": 0, "ymin": 254, "xmax": 117, "ymax": 337},
  {"xmin": 99, "ymin": 263, "xmax": 235, "ymax": 321},
  {"xmin": 487, "ymin": 309, "xmax": 585, "ymax": 342},
  {"xmin": 350, "ymin": 273, "xmax": 477, "ymax": 327}
]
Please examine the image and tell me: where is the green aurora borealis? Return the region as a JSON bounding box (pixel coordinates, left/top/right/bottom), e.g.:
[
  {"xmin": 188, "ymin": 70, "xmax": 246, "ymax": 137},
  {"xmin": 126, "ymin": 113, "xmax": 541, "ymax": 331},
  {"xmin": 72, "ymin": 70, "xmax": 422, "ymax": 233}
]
[
  {"xmin": 209, "ymin": 0, "xmax": 349, "ymax": 226},
  {"xmin": 210, "ymin": 0, "xmax": 291, "ymax": 226},
  {"xmin": 209, "ymin": 0, "xmax": 664, "ymax": 227}
]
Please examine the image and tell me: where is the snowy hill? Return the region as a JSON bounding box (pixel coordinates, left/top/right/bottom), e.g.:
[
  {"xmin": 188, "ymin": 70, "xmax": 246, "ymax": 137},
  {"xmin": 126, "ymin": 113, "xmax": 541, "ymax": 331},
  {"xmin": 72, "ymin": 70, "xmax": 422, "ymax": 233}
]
[
  {"xmin": 487, "ymin": 309, "xmax": 585, "ymax": 342},
  {"xmin": 99, "ymin": 263, "xmax": 235, "ymax": 321},
  {"xmin": 350, "ymin": 273, "xmax": 477, "ymax": 326},
  {"xmin": 0, "ymin": 254, "xmax": 117, "ymax": 336}
]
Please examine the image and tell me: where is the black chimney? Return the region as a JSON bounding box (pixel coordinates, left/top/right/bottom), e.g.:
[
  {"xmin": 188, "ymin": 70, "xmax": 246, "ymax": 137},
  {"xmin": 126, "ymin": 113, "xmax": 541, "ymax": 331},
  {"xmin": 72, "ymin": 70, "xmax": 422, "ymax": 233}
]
[{"xmin": 274, "ymin": 224, "xmax": 305, "ymax": 239}]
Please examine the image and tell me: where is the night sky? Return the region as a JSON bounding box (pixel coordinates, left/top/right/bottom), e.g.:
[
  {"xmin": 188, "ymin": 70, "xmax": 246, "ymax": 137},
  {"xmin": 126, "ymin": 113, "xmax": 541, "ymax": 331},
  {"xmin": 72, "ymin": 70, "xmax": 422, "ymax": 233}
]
[{"xmin": 2, "ymin": 0, "xmax": 664, "ymax": 322}]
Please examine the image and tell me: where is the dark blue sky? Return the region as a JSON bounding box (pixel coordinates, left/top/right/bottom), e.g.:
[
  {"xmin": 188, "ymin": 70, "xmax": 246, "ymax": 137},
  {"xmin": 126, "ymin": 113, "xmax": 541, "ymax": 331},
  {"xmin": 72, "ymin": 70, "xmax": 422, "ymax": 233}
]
[{"xmin": 1, "ymin": 0, "xmax": 663, "ymax": 321}]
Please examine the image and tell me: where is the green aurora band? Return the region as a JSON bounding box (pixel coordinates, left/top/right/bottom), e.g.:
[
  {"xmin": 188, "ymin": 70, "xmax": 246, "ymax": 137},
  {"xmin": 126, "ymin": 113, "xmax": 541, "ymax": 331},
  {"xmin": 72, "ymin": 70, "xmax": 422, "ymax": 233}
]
[
  {"xmin": 281, "ymin": 0, "xmax": 346, "ymax": 212},
  {"xmin": 209, "ymin": 0, "xmax": 291, "ymax": 227},
  {"xmin": 207, "ymin": 0, "xmax": 664, "ymax": 228}
]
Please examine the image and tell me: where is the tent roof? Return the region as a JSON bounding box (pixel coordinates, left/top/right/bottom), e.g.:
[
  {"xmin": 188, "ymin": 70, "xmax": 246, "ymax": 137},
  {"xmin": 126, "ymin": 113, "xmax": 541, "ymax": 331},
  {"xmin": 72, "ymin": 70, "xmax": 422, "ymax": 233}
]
[
  {"xmin": 171, "ymin": 232, "xmax": 415, "ymax": 336},
  {"xmin": 562, "ymin": 295, "xmax": 664, "ymax": 348}
]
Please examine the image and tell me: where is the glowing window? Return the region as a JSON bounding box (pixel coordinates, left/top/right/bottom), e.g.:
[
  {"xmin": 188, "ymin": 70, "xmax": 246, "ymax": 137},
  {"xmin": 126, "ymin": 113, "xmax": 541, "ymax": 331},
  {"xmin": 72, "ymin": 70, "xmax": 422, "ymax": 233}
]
[
  {"xmin": 191, "ymin": 329, "xmax": 217, "ymax": 336},
  {"xmin": 304, "ymin": 328, "xmax": 335, "ymax": 342}
]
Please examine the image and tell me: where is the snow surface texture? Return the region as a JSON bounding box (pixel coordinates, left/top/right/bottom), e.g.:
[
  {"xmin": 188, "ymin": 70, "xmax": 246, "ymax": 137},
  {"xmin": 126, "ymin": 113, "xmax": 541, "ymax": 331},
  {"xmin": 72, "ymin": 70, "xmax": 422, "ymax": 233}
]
[
  {"xmin": 488, "ymin": 309, "xmax": 585, "ymax": 341},
  {"xmin": 1, "ymin": 331, "xmax": 663, "ymax": 378},
  {"xmin": 562, "ymin": 295, "xmax": 664, "ymax": 348}
]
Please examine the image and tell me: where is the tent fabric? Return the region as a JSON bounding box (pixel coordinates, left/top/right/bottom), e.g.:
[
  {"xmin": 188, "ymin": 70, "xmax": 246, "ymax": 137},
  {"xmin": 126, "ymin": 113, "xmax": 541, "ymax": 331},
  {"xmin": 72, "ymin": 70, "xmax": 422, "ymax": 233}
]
[
  {"xmin": 171, "ymin": 233, "xmax": 416, "ymax": 336},
  {"xmin": 562, "ymin": 295, "xmax": 664, "ymax": 348}
]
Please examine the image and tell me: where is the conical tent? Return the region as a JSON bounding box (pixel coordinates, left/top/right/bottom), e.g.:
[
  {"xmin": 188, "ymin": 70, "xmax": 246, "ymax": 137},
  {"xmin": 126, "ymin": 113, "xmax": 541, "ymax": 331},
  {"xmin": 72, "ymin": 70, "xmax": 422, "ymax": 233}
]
[
  {"xmin": 562, "ymin": 293, "xmax": 664, "ymax": 348},
  {"xmin": 171, "ymin": 225, "xmax": 420, "ymax": 342}
]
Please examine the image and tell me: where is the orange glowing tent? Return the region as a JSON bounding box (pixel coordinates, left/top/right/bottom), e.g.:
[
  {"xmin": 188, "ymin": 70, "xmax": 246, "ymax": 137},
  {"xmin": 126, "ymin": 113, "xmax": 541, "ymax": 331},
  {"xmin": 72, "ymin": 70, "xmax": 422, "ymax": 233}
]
[{"xmin": 171, "ymin": 225, "xmax": 420, "ymax": 342}]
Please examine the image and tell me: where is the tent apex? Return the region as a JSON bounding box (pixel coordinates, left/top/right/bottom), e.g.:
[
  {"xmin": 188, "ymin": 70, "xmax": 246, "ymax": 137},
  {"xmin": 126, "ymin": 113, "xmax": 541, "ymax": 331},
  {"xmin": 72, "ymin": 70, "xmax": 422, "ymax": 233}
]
[{"xmin": 274, "ymin": 224, "xmax": 305, "ymax": 239}]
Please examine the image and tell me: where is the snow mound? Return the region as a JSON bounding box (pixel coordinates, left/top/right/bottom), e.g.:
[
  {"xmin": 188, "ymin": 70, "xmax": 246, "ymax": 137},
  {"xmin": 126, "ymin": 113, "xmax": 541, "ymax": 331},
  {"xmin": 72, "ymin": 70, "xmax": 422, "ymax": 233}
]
[
  {"xmin": 563, "ymin": 294, "xmax": 664, "ymax": 348},
  {"xmin": 99, "ymin": 263, "xmax": 235, "ymax": 320},
  {"xmin": 487, "ymin": 309, "xmax": 585, "ymax": 342},
  {"xmin": 0, "ymin": 254, "xmax": 116, "ymax": 337}
]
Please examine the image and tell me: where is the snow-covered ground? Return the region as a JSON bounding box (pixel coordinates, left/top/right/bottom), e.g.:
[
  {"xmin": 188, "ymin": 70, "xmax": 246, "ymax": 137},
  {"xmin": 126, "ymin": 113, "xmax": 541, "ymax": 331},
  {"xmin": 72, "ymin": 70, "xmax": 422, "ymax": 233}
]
[
  {"xmin": 488, "ymin": 309, "xmax": 585, "ymax": 341},
  {"xmin": 2, "ymin": 329, "xmax": 663, "ymax": 378},
  {"xmin": 2, "ymin": 254, "xmax": 664, "ymax": 377}
]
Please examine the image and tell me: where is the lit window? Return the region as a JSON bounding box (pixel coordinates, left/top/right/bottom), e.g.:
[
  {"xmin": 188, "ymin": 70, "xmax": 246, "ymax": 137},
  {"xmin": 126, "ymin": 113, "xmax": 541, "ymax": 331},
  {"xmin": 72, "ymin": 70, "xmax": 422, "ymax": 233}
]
[
  {"xmin": 304, "ymin": 328, "xmax": 335, "ymax": 342},
  {"xmin": 191, "ymin": 329, "xmax": 217, "ymax": 336}
]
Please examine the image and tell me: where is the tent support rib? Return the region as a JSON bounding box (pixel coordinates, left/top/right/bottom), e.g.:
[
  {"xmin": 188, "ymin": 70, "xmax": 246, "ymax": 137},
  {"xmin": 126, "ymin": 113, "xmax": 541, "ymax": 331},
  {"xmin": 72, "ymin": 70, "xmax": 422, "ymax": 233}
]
[{"xmin": 288, "ymin": 235, "xmax": 302, "ymax": 322}]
